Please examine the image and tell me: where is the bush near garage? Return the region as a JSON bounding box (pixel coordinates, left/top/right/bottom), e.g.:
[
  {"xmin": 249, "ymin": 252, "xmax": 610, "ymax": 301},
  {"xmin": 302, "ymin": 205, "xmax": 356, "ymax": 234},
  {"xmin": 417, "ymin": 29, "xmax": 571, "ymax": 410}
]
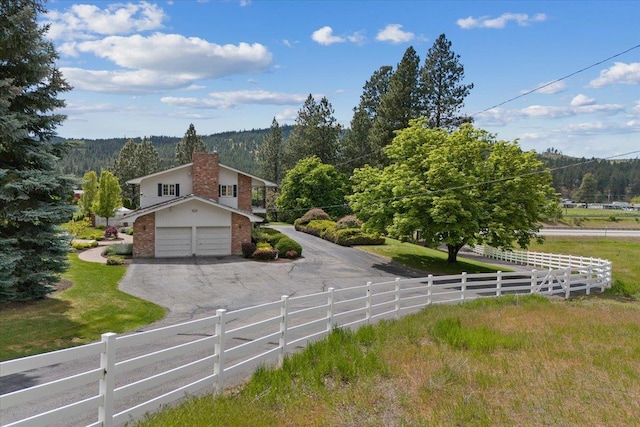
[
  {"xmin": 275, "ymin": 237, "xmax": 303, "ymax": 258},
  {"xmin": 252, "ymin": 248, "xmax": 279, "ymax": 260},
  {"xmin": 250, "ymin": 227, "xmax": 302, "ymax": 260}
]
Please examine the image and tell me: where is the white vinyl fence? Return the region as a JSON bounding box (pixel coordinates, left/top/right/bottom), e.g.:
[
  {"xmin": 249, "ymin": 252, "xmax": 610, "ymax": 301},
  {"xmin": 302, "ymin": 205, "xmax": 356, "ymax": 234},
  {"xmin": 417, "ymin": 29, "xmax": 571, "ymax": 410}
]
[{"xmin": 0, "ymin": 247, "xmax": 612, "ymax": 427}]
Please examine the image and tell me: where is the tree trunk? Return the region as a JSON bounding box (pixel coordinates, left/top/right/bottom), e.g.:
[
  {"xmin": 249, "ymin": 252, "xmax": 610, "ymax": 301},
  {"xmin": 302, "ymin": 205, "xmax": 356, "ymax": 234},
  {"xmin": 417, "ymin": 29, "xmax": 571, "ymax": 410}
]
[{"xmin": 447, "ymin": 244, "xmax": 463, "ymax": 263}]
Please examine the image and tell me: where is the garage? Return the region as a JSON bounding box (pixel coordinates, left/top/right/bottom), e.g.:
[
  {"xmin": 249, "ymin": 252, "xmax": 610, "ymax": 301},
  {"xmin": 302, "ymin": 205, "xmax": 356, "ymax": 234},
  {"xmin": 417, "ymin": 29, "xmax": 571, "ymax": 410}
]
[
  {"xmin": 195, "ymin": 226, "xmax": 231, "ymax": 256},
  {"xmin": 156, "ymin": 227, "xmax": 192, "ymax": 258}
]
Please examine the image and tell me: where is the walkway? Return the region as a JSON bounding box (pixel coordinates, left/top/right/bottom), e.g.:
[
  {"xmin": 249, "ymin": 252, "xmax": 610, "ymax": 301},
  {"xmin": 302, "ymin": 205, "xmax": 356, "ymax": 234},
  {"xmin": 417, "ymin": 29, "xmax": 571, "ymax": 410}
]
[{"xmin": 76, "ymin": 233, "xmax": 133, "ymax": 264}]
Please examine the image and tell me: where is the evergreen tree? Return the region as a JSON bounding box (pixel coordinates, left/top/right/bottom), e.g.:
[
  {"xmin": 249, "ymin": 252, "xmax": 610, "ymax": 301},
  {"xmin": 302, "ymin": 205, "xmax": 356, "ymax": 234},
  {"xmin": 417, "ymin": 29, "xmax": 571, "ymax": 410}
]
[
  {"xmin": 111, "ymin": 138, "xmax": 139, "ymax": 205},
  {"xmin": 257, "ymin": 117, "xmax": 284, "ymax": 184},
  {"xmin": 341, "ymin": 65, "xmax": 393, "ymax": 174},
  {"xmin": 175, "ymin": 123, "xmax": 207, "ymax": 164},
  {"xmin": 369, "ymin": 46, "xmax": 420, "ymax": 167},
  {"xmin": 418, "ymin": 34, "xmax": 474, "ymax": 129},
  {"xmin": 137, "ymin": 136, "xmax": 159, "ymax": 176},
  {"xmin": 93, "ymin": 170, "xmax": 122, "ymax": 226},
  {"xmin": 0, "ymin": 0, "xmax": 75, "ymax": 301},
  {"xmin": 78, "ymin": 170, "xmax": 99, "ymax": 217},
  {"xmin": 284, "ymin": 94, "xmax": 341, "ymax": 170}
]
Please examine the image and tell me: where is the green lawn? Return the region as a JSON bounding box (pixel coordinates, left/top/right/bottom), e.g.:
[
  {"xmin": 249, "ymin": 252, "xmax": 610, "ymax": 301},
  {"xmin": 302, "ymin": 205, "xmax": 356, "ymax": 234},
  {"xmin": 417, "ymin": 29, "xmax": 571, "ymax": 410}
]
[
  {"xmin": 0, "ymin": 254, "xmax": 165, "ymax": 361},
  {"xmin": 356, "ymin": 238, "xmax": 510, "ymax": 274}
]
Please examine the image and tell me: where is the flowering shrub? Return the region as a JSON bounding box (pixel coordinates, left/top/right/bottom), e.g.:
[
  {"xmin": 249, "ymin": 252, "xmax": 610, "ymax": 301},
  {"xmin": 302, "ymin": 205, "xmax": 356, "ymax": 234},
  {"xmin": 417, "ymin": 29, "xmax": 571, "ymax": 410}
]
[
  {"xmin": 252, "ymin": 248, "xmax": 279, "ymax": 260},
  {"xmin": 104, "ymin": 226, "xmax": 119, "ymax": 239}
]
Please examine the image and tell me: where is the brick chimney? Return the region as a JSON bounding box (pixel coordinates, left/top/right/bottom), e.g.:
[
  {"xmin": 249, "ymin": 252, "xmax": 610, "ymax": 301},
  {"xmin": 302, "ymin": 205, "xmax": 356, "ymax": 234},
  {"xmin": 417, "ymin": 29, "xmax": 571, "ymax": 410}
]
[{"xmin": 192, "ymin": 152, "xmax": 219, "ymax": 201}]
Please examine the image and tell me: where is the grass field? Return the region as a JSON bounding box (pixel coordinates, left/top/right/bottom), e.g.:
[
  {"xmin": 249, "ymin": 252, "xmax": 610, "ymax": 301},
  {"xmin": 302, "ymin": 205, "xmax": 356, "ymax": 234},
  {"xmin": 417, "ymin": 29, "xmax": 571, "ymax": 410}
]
[
  {"xmin": 556, "ymin": 207, "xmax": 640, "ymax": 229},
  {"xmin": 134, "ymin": 236, "xmax": 640, "ymax": 426},
  {"xmin": 0, "ymin": 254, "xmax": 165, "ymax": 361}
]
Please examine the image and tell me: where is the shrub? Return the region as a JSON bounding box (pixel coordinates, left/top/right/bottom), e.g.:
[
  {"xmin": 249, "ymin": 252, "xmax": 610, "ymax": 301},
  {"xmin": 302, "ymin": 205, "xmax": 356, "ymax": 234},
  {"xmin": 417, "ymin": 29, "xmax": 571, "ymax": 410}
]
[
  {"xmin": 300, "ymin": 219, "xmax": 336, "ymax": 236},
  {"xmin": 285, "ymin": 250, "xmax": 298, "ymax": 259},
  {"xmin": 256, "ymin": 242, "xmax": 272, "ymax": 250},
  {"xmin": 252, "ymin": 248, "xmax": 279, "ymax": 260},
  {"xmin": 102, "ymin": 245, "xmax": 115, "ymax": 256},
  {"xmin": 106, "ymin": 255, "xmax": 125, "ymax": 265},
  {"xmin": 242, "ymin": 242, "xmax": 256, "ymax": 258},
  {"xmin": 275, "ymin": 237, "xmax": 302, "ymax": 258},
  {"xmin": 335, "ymin": 215, "xmax": 362, "ymax": 229},
  {"xmin": 104, "ymin": 226, "xmax": 119, "ymax": 239},
  {"xmin": 71, "ymin": 240, "xmax": 98, "ymax": 250},
  {"xmin": 112, "ymin": 243, "xmax": 133, "ymax": 255},
  {"xmin": 120, "ymin": 227, "xmax": 134, "ymax": 235},
  {"xmin": 333, "ymin": 228, "xmax": 385, "ymax": 246},
  {"xmin": 295, "ymin": 208, "xmax": 331, "ymax": 227}
]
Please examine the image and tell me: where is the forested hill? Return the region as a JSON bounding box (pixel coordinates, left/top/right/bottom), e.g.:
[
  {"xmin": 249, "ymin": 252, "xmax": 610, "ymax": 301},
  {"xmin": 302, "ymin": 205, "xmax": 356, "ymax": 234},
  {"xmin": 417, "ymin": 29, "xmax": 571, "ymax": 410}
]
[
  {"xmin": 57, "ymin": 126, "xmax": 294, "ymax": 177},
  {"xmin": 539, "ymin": 152, "xmax": 640, "ymax": 201}
]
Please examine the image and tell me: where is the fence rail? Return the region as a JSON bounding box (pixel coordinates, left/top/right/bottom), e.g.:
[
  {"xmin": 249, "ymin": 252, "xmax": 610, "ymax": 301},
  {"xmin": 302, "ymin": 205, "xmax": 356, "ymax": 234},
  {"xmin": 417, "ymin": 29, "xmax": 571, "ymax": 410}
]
[{"xmin": 0, "ymin": 246, "xmax": 612, "ymax": 427}]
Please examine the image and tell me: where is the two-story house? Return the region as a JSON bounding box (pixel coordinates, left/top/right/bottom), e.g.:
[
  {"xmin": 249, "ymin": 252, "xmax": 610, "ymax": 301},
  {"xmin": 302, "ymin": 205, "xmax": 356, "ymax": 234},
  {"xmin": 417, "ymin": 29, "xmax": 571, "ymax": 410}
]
[{"xmin": 123, "ymin": 152, "xmax": 276, "ymax": 258}]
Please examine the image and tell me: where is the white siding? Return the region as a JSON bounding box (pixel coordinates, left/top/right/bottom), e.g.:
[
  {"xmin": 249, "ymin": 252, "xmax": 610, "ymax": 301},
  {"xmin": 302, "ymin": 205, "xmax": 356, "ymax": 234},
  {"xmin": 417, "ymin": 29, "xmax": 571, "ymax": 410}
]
[
  {"xmin": 155, "ymin": 200, "xmax": 231, "ymax": 227},
  {"xmin": 218, "ymin": 168, "xmax": 238, "ymax": 209},
  {"xmin": 139, "ymin": 166, "xmax": 193, "ymax": 208}
]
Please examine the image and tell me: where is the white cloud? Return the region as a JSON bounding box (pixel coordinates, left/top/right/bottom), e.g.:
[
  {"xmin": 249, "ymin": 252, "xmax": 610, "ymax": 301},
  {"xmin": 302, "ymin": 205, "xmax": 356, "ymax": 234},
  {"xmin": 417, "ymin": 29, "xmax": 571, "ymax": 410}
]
[
  {"xmin": 376, "ymin": 24, "xmax": 414, "ymax": 44},
  {"xmin": 521, "ymin": 80, "xmax": 567, "ymax": 95},
  {"xmin": 45, "ymin": 2, "xmax": 166, "ymax": 40},
  {"xmin": 347, "ymin": 31, "xmax": 366, "ymax": 45},
  {"xmin": 457, "ymin": 13, "xmax": 547, "ymax": 30},
  {"xmin": 521, "ymin": 103, "xmax": 624, "ymax": 119},
  {"xmin": 570, "ymin": 94, "xmax": 596, "ymax": 107},
  {"xmin": 161, "ymin": 90, "xmax": 308, "ymax": 109},
  {"xmin": 311, "ymin": 26, "xmax": 345, "ymax": 45},
  {"xmin": 275, "ymin": 108, "xmax": 298, "ymax": 122},
  {"xmin": 589, "ymin": 62, "xmax": 640, "ymax": 88},
  {"xmin": 59, "ymin": 33, "xmax": 272, "ymax": 93},
  {"xmin": 633, "ymin": 100, "xmax": 640, "ymax": 115}
]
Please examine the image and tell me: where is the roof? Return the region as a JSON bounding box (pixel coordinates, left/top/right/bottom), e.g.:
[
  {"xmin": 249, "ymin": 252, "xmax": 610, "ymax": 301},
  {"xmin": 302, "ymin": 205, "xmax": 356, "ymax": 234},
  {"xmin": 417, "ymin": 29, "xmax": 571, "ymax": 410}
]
[
  {"xmin": 122, "ymin": 194, "xmax": 265, "ymax": 223},
  {"xmin": 126, "ymin": 161, "xmax": 278, "ymax": 187}
]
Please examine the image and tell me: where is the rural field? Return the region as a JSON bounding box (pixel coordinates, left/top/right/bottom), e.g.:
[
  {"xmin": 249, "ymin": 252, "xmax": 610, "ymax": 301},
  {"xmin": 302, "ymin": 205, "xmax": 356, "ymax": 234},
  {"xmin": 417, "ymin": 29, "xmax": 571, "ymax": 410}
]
[
  {"xmin": 135, "ymin": 236, "xmax": 640, "ymax": 426},
  {"xmin": 555, "ymin": 207, "xmax": 640, "ymax": 229}
]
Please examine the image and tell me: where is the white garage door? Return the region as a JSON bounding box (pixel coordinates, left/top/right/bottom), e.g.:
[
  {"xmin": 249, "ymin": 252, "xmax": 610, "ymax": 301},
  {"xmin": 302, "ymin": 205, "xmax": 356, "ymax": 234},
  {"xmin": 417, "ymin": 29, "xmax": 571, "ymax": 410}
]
[
  {"xmin": 196, "ymin": 227, "xmax": 231, "ymax": 256},
  {"xmin": 156, "ymin": 227, "xmax": 192, "ymax": 258}
]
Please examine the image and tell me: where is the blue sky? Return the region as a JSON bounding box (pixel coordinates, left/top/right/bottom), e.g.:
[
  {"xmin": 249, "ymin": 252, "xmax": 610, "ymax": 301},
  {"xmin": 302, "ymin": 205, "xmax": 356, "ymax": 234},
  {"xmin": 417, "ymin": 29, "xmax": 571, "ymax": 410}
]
[{"xmin": 44, "ymin": 0, "xmax": 640, "ymax": 159}]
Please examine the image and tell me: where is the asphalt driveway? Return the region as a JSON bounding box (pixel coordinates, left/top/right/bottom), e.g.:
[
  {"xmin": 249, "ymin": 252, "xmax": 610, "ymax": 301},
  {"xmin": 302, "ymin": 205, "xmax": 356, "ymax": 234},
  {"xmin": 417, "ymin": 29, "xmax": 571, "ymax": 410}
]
[{"xmin": 119, "ymin": 225, "xmax": 423, "ymax": 325}]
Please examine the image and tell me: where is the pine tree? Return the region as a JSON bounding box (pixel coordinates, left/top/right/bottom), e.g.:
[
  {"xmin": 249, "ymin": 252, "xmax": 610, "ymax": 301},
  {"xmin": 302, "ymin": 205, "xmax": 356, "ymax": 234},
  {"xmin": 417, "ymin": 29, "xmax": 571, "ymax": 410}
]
[
  {"xmin": 0, "ymin": 0, "xmax": 75, "ymax": 301},
  {"xmin": 93, "ymin": 170, "xmax": 122, "ymax": 226},
  {"xmin": 137, "ymin": 136, "xmax": 159, "ymax": 177},
  {"xmin": 257, "ymin": 117, "xmax": 283, "ymax": 184},
  {"xmin": 284, "ymin": 95, "xmax": 341, "ymax": 170},
  {"xmin": 369, "ymin": 46, "xmax": 420, "ymax": 167},
  {"xmin": 418, "ymin": 34, "xmax": 474, "ymax": 129},
  {"xmin": 175, "ymin": 123, "xmax": 207, "ymax": 164},
  {"xmin": 111, "ymin": 138, "xmax": 139, "ymax": 205}
]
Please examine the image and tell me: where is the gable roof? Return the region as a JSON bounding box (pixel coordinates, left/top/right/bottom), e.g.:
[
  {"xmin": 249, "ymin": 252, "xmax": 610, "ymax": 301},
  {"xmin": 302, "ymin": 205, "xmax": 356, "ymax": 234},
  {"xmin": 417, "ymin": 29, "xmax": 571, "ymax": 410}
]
[
  {"xmin": 126, "ymin": 161, "xmax": 277, "ymax": 187},
  {"xmin": 122, "ymin": 194, "xmax": 265, "ymax": 223}
]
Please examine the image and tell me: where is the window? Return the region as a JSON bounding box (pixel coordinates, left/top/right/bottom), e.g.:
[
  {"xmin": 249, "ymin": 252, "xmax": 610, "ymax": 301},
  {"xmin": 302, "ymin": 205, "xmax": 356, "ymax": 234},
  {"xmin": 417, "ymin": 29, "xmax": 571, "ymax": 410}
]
[
  {"xmin": 157, "ymin": 183, "xmax": 180, "ymax": 197},
  {"xmin": 219, "ymin": 184, "xmax": 237, "ymax": 197}
]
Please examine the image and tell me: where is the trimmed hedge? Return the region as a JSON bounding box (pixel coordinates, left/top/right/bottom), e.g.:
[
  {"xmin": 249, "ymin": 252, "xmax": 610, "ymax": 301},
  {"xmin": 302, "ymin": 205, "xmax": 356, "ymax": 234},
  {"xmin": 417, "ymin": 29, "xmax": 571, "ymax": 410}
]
[
  {"xmin": 71, "ymin": 240, "xmax": 98, "ymax": 250},
  {"xmin": 296, "ymin": 218, "xmax": 384, "ymax": 247},
  {"xmin": 106, "ymin": 255, "xmax": 125, "ymax": 265},
  {"xmin": 335, "ymin": 215, "xmax": 362, "ymax": 229},
  {"xmin": 252, "ymin": 248, "xmax": 279, "ymax": 260},
  {"xmin": 294, "ymin": 208, "xmax": 331, "ymax": 227},
  {"xmin": 275, "ymin": 237, "xmax": 303, "ymax": 258}
]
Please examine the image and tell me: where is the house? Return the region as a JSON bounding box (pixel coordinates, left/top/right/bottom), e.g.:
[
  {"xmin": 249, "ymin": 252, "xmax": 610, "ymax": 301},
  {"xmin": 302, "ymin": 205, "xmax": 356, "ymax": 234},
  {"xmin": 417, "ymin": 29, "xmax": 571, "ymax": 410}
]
[
  {"xmin": 94, "ymin": 207, "xmax": 133, "ymax": 228},
  {"xmin": 123, "ymin": 152, "xmax": 276, "ymax": 258}
]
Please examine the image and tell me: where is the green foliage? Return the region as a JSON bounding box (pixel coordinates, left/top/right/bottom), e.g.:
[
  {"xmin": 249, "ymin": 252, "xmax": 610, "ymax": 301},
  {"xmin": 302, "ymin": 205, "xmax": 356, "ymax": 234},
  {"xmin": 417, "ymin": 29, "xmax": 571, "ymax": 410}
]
[
  {"xmin": 241, "ymin": 242, "xmax": 256, "ymax": 258},
  {"xmin": 284, "ymin": 95, "xmax": 341, "ymax": 170},
  {"xmin": 0, "ymin": 0, "xmax": 75, "ymax": 302},
  {"xmin": 111, "ymin": 137, "xmax": 159, "ymax": 207},
  {"xmin": 106, "ymin": 255, "xmax": 125, "ymax": 266},
  {"xmin": 93, "ymin": 170, "xmax": 122, "ymax": 225},
  {"xmin": 349, "ymin": 121, "xmax": 560, "ymax": 263},
  {"xmin": 175, "ymin": 123, "xmax": 207, "ymax": 165},
  {"xmin": 71, "ymin": 240, "xmax": 98, "ymax": 250},
  {"xmin": 574, "ymin": 172, "xmax": 599, "ymax": 204},
  {"xmin": 277, "ymin": 157, "xmax": 349, "ymax": 222},
  {"xmin": 332, "ymin": 228, "xmax": 385, "ymax": 246},
  {"xmin": 66, "ymin": 217, "xmax": 91, "ymax": 238},
  {"xmin": 274, "ymin": 237, "xmax": 302, "ymax": 258},
  {"xmin": 335, "ymin": 215, "xmax": 362, "ymax": 229},
  {"xmin": 257, "ymin": 117, "xmax": 284, "ymax": 184},
  {"xmin": 78, "ymin": 171, "xmax": 99, "ymax": 216},
  {"xmin": 296, "ymin": 219, "xmax": 336, "ymax": 236},
  {"xmin": 430, "ymin": 317, "xmax": 527, "ymax": 352}
]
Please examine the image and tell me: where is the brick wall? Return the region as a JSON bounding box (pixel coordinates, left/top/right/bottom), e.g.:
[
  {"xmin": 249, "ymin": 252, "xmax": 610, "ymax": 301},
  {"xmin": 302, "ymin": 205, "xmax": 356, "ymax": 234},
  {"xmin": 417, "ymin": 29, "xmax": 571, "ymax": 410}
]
[
  {"xmin": 231, "ymin": 213, "xmax": 251, "ymax": 255},
  {"xmin": 237, "ymin": 173, "xmax": 252, "ymax": 212},
  {"xmin": 192, "ymin": 152, "xmax": 219, "ymax": 201},
  {"xmin": 133, "ymin": 213, "xmax": 155, "ymax": 258}
]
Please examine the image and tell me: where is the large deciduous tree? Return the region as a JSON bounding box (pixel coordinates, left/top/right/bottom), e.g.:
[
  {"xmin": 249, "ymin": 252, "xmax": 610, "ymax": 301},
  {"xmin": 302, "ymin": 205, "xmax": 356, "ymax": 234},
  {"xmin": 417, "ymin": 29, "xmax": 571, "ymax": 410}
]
[
  {"xmin": 284, "ymin": 95, "xmax": 341, "ymax": 170},
  {"xmin": 175, "ymin": 123, "xmax": 207, "ymax": 165},
  {"xmin": 574, "ymin": 173, "xmax": 599, "ymax": 205},
  {"xmin": 0, "ymin": 0, "xmax": 75, "ymax": 301},
  {"xmin": 276, "ymin": 156, "xmax": 349, "ymax": 223},
  {"xmin": 349, "ymin": 120, "xmax": 560, "ymax": 263},
  {"xmin": 418, "ymin": 33, "xmax": 474, "ymax": 129},
  {"xmin": 93, "ymin": 170, "xmax": 122, "ymax": 226},
  {"xmin": 257, "ymin": 117, "xmax": 284, "ymax": 184}
]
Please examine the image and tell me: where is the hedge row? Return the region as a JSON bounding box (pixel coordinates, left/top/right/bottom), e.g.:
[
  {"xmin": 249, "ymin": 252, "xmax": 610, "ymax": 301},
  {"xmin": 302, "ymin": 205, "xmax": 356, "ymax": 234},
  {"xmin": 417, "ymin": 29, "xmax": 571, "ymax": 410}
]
[
  {"xmin": 245, "ymin": 227, "xmax": 303, "ymax": 260},
  {"xmin": 295, "ymin": 219, "xmax": 384, "ymax": 247}
]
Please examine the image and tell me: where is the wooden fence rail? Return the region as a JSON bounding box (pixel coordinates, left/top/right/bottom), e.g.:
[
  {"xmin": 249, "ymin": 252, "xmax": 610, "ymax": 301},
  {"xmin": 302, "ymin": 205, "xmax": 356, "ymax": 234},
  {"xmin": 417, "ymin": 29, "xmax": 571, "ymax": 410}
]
[{"xmin": 0, "ymin": 247, "xmax": 612, "ymax": 427}]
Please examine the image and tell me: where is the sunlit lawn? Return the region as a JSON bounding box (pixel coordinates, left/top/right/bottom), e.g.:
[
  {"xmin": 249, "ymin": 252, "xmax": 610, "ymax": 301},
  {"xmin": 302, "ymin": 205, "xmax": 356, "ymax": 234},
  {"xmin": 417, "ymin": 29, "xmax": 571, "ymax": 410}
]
[{"xmin": 0, "ymin": 254, "xmax": 165, "ymax": 361}]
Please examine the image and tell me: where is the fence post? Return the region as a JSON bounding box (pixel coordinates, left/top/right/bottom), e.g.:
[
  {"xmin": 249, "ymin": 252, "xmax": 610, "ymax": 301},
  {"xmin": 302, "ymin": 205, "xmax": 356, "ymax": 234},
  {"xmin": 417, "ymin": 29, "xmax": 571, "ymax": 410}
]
[
  {"xmin": 327, "ymin": 287, "xmax": 335, "ymax": 333},
  {"xmin": 531, "ymin": 270, "xmax": 538, "ymax": 294},
  {"xmin": 98, "ymin": 332, "xmax": 116, "ymax": 427},
  {"xmin": 214, "ymin": 309, "xmax": 227, "ymax": 394},
  {"xmin": 564, "ymin": 269, "xmax": 571, "ymax": 298},
  {"xmin": 461, "ymin": 272, "xmax": 467, "ymax": 301},
  {"xmin": 394, "ymin": 278, "xmax": 401, "ymax": 320},
  {"xmin": 278, "ymin": 295, "xmax": 290, "ymax": 367},
  {"xmin": 366, "ymin": 281, "xmax": 372, "ymax": 324},
  {"xmin": 427, "ymin": 274, "xmax": 433, "ymax": 305},
  {"xmin": 585, "ymin": 266, "xmax": 592, "ymax": 295},
  {"xmin": 496, "ymin": 271, "xmax": 502, "ymax": 297}
]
